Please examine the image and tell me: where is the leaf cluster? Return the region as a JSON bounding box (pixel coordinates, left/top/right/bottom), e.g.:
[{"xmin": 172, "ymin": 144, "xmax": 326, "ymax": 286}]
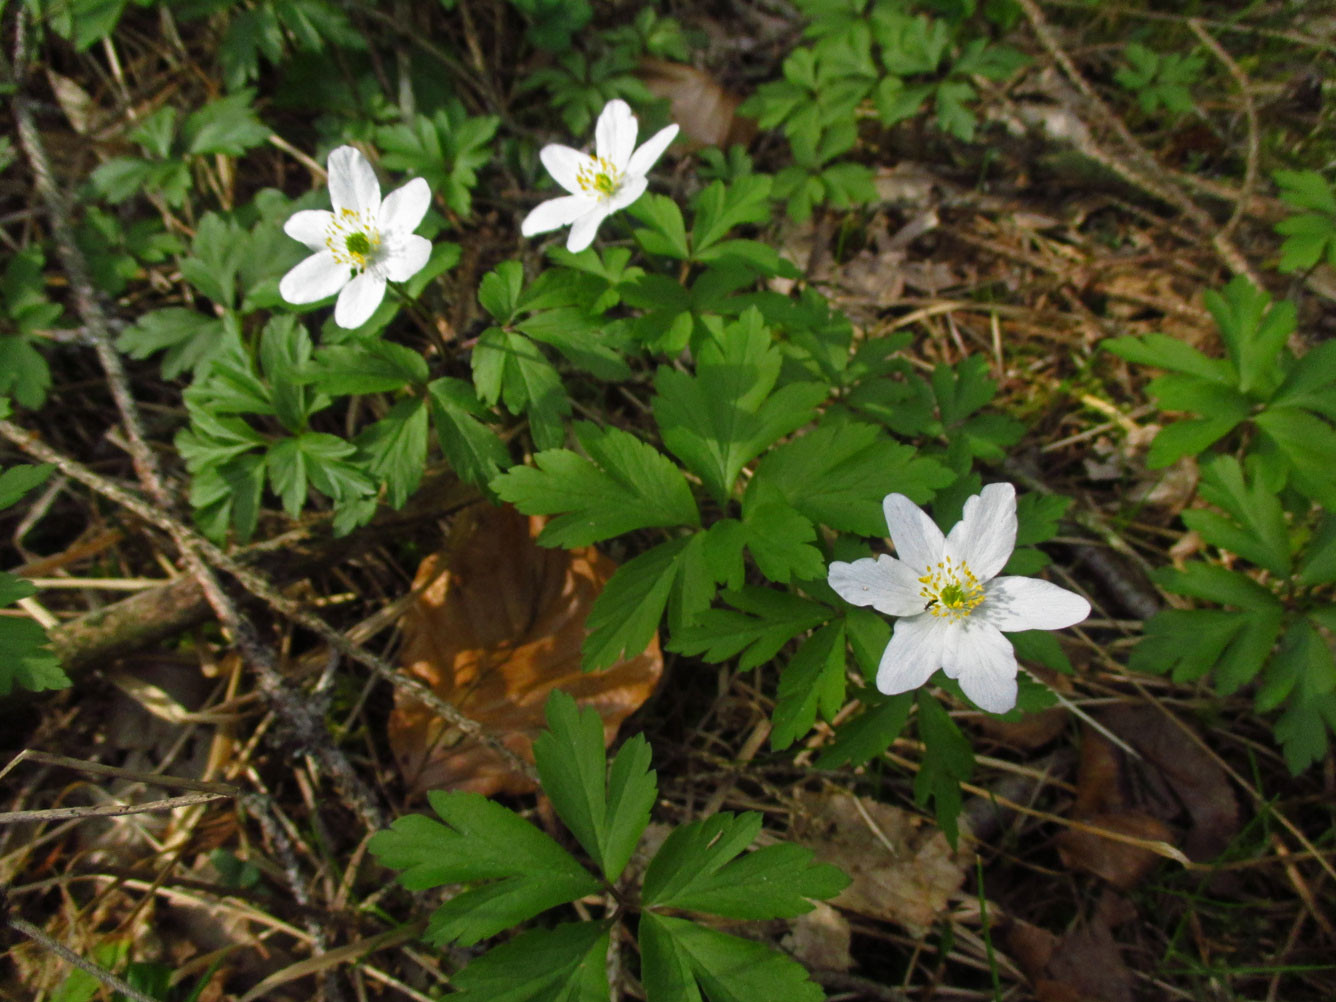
[{"xmin": 369, "ymin": 692, "xmax": 848, "ymax": 1001}]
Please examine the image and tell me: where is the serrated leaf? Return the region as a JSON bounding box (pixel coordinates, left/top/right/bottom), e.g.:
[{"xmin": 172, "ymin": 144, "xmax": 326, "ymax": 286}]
[
  {"xmin": 772, "ymin": 622, "xmax": 847, "ymax": 750},
  {"xmin": 1274, "ymin": 694, "xmax": 1335, "ymax": 775},
  {"xmin": 642, "ymin": 811, "xmax": 847, "ymax": 916},
  {"xmin": 667, "ymin": 586, "xmax": 831, "ymax": 670},
  {"xmin": 116, "ymin": 308, "xmax": 226, "ymax": 380},
  {"xmin": 367, "ymin": 790, "xmax": 599, "ymax": 947},
  {"xmin": 0, "ymin": 572, "xmax": 70, "ymax": 695},
  {"xmin": 533, "ymin": 691, "xmax": 656, "ymax": 882},
  {"xmin": 472, "ymin": 326, "xmax": 570, "ymax": 451},
  {"xmin": 0, "ymin": 463, "xmax": 52, "ymax": 511},
  {"xmin": 653, "ymin": 308, "xmax": 826, "ymax": 503},
  {"xmin": 1185, "ymin": 455, "xmax": 1291, "ymax": 576},
  {"xmin": 1254, "ymin": 406, "xmax": 1336, "ymax": 508},
  {"xmin": 449, "ymin": 922, "xmax": 610, "ymax": 1002},
  {"xmin": 1013, "ymin": 492, "xmax": 1071, "ymax": 547},
  {"xmin": 631, "ymin": 193, "xmax": 690, "ymax": 260},
  {"xmin": 583, "ymin": 537, "xmax": 688, "ymax": 671},
  {"xmin": 493, "ymin": 423, "xmax": 699, "ymax": 547},
  {"xmin": 1204, "ymin": 277, "xmax": 1295, "ymax": 398},
  {"xmin": 1298, "ymin": 514, "xmax": 1336, "ymax": 587},
  {"xmin": 355, "ymin": 398, "xmax": 428, "ymax": 508},
  {"xmin": 914, "ymin": 692, "xmax": 972, "ymax": 847},
  {"xmin": 739, "ymin": 493, "xmax": 825, "ymax": 584},
  {"xmin": 1154, "ymin": 563, "xmax": 1281, "ymax": 611},
  {"xmin": 1146, "ymin": 413, "xmax": 1246, "ymax": 468},
  {"xmin": 305, "ymin": 340, "xmax": 429, "ymax": 395},
  {"xmin": 750, "ymin": 417, "xmax": 950, "ymax": 536},
  {"xmin": 1103, "ymin": 333, "xmax": 1234, "ymax": 383},
  {"xmin": 691, "ymin": 176, "xmax": 773, "ymax": 257},
  {"xmin": 815, "ymin": 692, "xmax": 914, "ymax": 769},
  {"xmin": 427, "ymin": 377, "xmax": 509, "ymax": 488},
  {"xmin": 639, "ymin": 913, "xmax": 826, "ymax": 1002},
  {"xmin": 183, "ymin": 89, "xmax": 270, "ymax": 155},
  {"xmin": 1132, "ymin": 608, "xmax": 1246, "ymax": 682},
  {"xmin": 479, "ymin": 261, "xmax": 526, "ymax": 324}
]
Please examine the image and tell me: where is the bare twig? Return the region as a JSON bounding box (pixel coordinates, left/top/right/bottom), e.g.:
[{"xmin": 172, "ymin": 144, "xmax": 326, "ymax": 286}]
[
  {"xmin": 1188, "ymin": 19, "xmax": 1259, "ymax": 245},
  {"xmin": 0, "ymin": 792, "xmax": 232, "ymax": 824}
]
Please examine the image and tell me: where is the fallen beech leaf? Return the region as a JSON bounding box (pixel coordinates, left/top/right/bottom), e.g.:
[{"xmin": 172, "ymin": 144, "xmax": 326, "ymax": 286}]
[
  {"xmin": 388, "ymin": 503, "xmax": 662, "ymax": 797},
  {"xmin": 793, "ymin": 791, "xmax": 970, "ymax": 936},
  {"xmin": 640, "ymin": 58, "xmax": 755, "ymax": 149},
  {"xmin": 1097, "ymin": 706, "xmax": 1239, "ymax": 861},
  {"xmin": 1056, "ymin": 725, "xmax": 1175, "ymax": 889},
  {"xmin": 785, "ymin": 901, "xmax": 853, "ymax": 973}
]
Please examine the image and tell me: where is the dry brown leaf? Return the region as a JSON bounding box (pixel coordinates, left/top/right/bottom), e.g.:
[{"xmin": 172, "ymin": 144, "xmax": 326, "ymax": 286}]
[
  {"xmin": 639, "ymin": 58, "xmax": 754, "ymax": 149},
  {"xmin": 784, "ymin": 901, "xmax": 853, "ymax": 973},
  {"xmin": 793, "ymin": 791, "xmax": 970, "ymax": 936},
  {"xmin": 1006, "ymin": 898, "xmax": 1136, "ymax": 1002},
  {"xmin": 387, "ymin": 503, "xmax": 662, "ymax": 797}
]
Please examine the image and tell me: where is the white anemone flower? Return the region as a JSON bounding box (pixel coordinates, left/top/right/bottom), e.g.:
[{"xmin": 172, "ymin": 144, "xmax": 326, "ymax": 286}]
[
  {"xmin": 521, "ymin": 98, "xmax": 679, "ymax": 253},
  {"xmin": 279, "ymin": 145, "xmax": 432, "ymax": 329},
  {"xmin": 828, "ymin": 483, "xmax": 1090, "ymax": 714}
]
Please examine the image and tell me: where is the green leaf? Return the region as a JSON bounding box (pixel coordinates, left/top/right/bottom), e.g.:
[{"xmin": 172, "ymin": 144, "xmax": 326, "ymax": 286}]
[
  {"xmin": 639, "ymin": 913, "xmax": 826, "ymax": 1002},
  {"xmin": 1274, "ymin": 694, "xmax": 1336, "ymax": 775},
  {"xmin": 653, "ymin": 308, "xmax": 826, "ymax": 503},
  {"xmin": 631, "ymin": 193, "xmax": 690, "ymax": 260},
  {"xmin": 427, "ymin": 377, "xmax": 509, "ymax": 488},
  {"xmin": 1298, "ymin": 514, "xmax": 1336, "ymax": 587},
  {"xmin": 739, "ymin": 491, "xmax": 825, "ymax": 585},
  {"xmin": 1013, "ymin": 492, "xmax": 1071, "ymax": 547},
  {"xmin": 816, "ymin": 692, "xmax": 914, "ymax": 769},
  {"xmin": 1154, "ymin": 563, "xmax": 1281, "ymax": 611},
  {"xmin": 367, "ymin": 790, "xmax": 600, "ymax": 947},
  {"xmin": 449, "ymin": 922, "xmax": 610, "ymax": 1002},
  {"xmin": 1274, "ymin": 169, "xmax": 1336, "ymax": 215},
  {"xmin": 1184, "ymin": 455, "xmax": 1291, "ymax": 576},
  {"xmin": 0, "ymin": 574, "xmax": 70, "ymax": 695},
  {"xmin": 179, "ymin": 213, "xmax": 246, "ymax": 308},
  {"xmin": 116, "ymin": 308, "xmax": 226, "ymax": 380},
  {"xmin": 1146, "ymin": 413, "xmax": 1246, "ymax": 469},
  {"xmin": 914, "ymin": 692, "xmax": 973, "ymax": 847},
  {"xmin": 472, "ymin": 326, "xmax": 570, "ymax": 451},
  {"xmin": 750, "ymin": 417, "xmax": 950, "ymax": 536},
  {"xmin": 533, "ymin": 691, "xmax": 656, "ymax": 883},
  {"xmin": 0, "ymin": 463, "xmax": 52, "ymax": 511},
  {"xmin": 478, "ymin": 260, "xmax": 526, "ymax": 324},
  {"xmin": 1103, "ymin": 333, "xmax": 1234, "ymax": 384},
  {"xmin": 355, "ymin": 398, "xmax": 429, "ymax": 508},
  {"xmin": 183, "ymin": 90, "xmax": 270, "ymax": 155},
  {"xmin": 493, "ymin": 423, "xmax": 699, "ymax": 547},
  {"xmin": 305, "ymin": 340, "xmax": 429, "ymax": 395},
  {"xmin": 583, "ymin": 537, "xmax": 690, "ymax": 671},
  {"xmin": 1272, "ymin": 340, "xmax": 1336, "ymax": 420},
  {"xmin": 1204, "ymin": 278, "xmax": 1295, "ymax": 398},
  {"xmin": 772, "ymin": 622, "xmax": 847, "ymax": 750},
  {"xmin": 667, "ymin": 586, "xmax": 831, "ymax": 670},
  {"xmin": 1254, "ymin": 406, "xmax": 1336, "ymax": 508},
  {"xmin": 691, "ymin": 176, "xmax": 773, "ymax": 257},
  {"xmin": 642, "ymin": 811, "xmax": 848, "ymax": 917}
]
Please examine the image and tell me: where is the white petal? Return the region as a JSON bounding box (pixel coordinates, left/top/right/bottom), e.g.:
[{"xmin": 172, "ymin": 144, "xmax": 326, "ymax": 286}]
[
  {"xmin": 946, "ymin": 482, "xmax": 1016, "ymax": 581},
  {"xmin": 327, "ymin": 145, "xmax": 380, "ymax": 216},
  {"xmin": 522, "ymin": 194, "xmax": 595, "ymax": 236},
  {"xmin": 883, "ymin": 493, "xmax": 945, "ymax": 571},
  {"xmin": 828, "ymin": 555, "xmax": 925, "ymax": 617},
  {"xmin": 565, "ymin": 204, "xmax": 612, "ymax": 252},
  {"xmin": 334, "ymin": 270, "xmax": 387, "ymax": 328},
  {"xmin": 606, "ymin": 174, "xmax": 648, "ymax": 213},
  {"xmin": 595, "ymin": 98, "xmax": 637, "ymax": 169},
  {"xmin": 284, "ymin": 209, "xmax": 333, "ymax": 249},
  {"xmin": 876, "ymin": 613, "xmax": 948, "ymax": 696},
  {"xmin": 626, "ymin": 123, "xmax": 679, "ymax": 179},
  {"xmin": 382, "ymin": 234, "xmax": 431, "ymax": 282},
  {"xmin": 380, "ymin": 177, "xmax": 431, "ymax": 235},
  {"xmin": 978, "ymin": 576, "xmax": 1091, "ymax": 631},
  {"xmin": 279, "ymin": 252, "xmax": 349, "ymax": 304},
  {"xmin": 540, "ymin": 145, "xmax": 595, "ymax": 195},
  {"xmin": 942, "ymin": 620, "xmax": 1019, "ymax": 714}
]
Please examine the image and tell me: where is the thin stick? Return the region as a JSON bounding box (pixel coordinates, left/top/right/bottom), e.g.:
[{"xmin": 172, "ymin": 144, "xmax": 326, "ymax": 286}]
[
  {"xmin": 1188, "ymin": 19, "xmax": 1259, "ymax": 244},
  {"xmin": 8, "ymin": 917, "xmax": 163, "ymax": 1002},
  {"xmin": 0, "ymin": 791, "xmax": 232, "ymax": 824}
]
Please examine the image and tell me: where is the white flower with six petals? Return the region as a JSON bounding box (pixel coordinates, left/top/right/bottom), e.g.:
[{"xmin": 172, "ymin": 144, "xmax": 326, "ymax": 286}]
[
  {"xmin": 827, "ymin": 483, "xmax": 1090, "ymax": 714},
  {"xmin": 521, "ymin": 99, "xmax": 679, "ymax": 253},
  {"xmin": 279, "ymin": 145, "xmax": 432, "ymax": 329}
]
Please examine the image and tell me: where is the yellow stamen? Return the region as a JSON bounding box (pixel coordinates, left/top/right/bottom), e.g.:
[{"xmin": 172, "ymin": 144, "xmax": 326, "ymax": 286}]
[
  {"xmin": 918, "ymin": 555, "xmax": 985, "ymax": 622},
  {"xmin": 324, "ymin": 208, "xmax": 382, "ymax": 271},
  {"xmin": 576, "ymin": 157, "xmax": 621, "ymax": 198}
]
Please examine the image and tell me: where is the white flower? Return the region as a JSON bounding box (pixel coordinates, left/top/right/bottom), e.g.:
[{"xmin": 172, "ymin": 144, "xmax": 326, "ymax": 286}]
[
  {"xmin": 521, "ymin": 98, "xmax": 679, "ymax": 253},
  {"xmin": 279, "ymin": 145, "xmax": 432, "ymax": 329},
  {"xmin": 828, "ymin": 483, "xmax": 1090, "ymax": 714}
]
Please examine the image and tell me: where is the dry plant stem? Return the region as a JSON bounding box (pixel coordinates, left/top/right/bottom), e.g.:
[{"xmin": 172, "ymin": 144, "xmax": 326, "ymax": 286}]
[
  {"xmin": 1189, "ymin": 18, "xmax": 1259, "ymax": 243},
  {"xmin": 0, "ymin": 418, "xmax": 538, "ymax": 786},
  {"xmin": 1017, "ymin": 0, "xmax": 1260, "ymax": 285},
  {"xmin": 0, "ymin": 791, "xmax": 231, "ymax": 824},
  {"xmin": 8, "ymin": 916, "xmax": 162, "ymax": 1002}
]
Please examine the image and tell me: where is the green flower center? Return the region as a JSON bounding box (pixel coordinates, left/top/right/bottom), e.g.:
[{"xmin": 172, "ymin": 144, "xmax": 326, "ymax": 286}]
[
  {"xmin": 918, "ymin": 556, "xmax": 985, "ymax": 622},
  {"xmin": 324, "ymin": 208, "xmax": 381, "ymax": 270},
  {"xmin": 577, "ymin": 157, "xmax": 622, "ymax": 199}
]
